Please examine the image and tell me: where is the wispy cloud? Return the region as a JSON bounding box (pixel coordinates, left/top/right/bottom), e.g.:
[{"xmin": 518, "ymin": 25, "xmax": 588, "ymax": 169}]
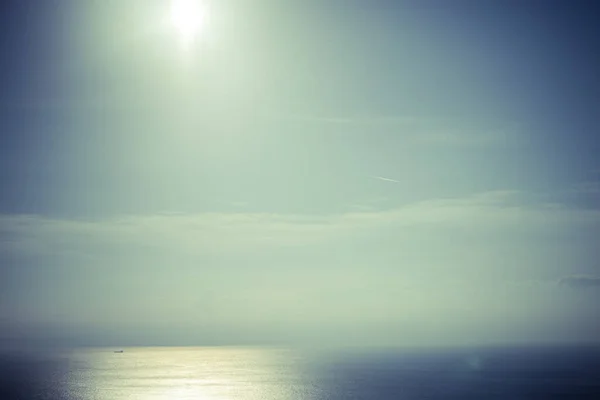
[
  {"xmin": 270, "ymin": 113, "xmax": 417, "ymax": 126},
  {"xmin": 2, "ymin": 190, "xmax": 599, "ymax": 345},
  {"xmin": 570, "ymin": 181, "xmax": 600, "ymax": 195},
  {"xmin": 558, "ymin": 275, "xmax": 600, "ymax": 289},
  {"xmin": 271, "ymin": 113, "xmax": 524, "ymax": 147},
  {"xmin": 1, "ymin": 190, "xmax": 598, "ymax": 262}
]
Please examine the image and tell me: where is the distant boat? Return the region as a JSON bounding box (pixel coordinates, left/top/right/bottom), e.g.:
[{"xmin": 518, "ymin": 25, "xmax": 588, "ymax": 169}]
[{"xmin": 114, "ymin": 350, "xmax": 124, "ymax": 353}]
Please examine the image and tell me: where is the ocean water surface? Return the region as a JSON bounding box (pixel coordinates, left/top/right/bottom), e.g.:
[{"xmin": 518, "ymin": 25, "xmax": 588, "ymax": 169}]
[{"xmin": 2, "ymin": 345, "xmax": 600, "ymax": 399}]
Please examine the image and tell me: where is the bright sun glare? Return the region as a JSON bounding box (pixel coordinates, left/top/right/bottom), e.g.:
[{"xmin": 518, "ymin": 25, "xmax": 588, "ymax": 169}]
[{"xmin": 170, "ymin": 0, "xmax": 206, "ymax": 46}]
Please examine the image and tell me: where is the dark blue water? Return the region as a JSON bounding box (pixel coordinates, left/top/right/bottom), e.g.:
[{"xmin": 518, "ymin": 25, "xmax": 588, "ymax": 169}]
[{"xmin": 1, "ymin": 345, "xmax": 599, "ymax": 399}]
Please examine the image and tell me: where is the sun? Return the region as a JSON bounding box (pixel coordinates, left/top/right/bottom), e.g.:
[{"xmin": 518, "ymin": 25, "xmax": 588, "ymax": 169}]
[{"xmin": 170, "ymin": 0, "xmax": 207, "ymax": 46}]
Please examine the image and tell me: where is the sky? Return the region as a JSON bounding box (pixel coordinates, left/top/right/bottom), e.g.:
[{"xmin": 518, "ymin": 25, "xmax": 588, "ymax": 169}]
[{"xmin": 1, "ymin": 0, "xmax": 600, "ymax": 348}]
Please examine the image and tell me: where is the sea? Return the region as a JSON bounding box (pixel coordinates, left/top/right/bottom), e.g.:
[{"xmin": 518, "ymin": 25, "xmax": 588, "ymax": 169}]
[{"xmin": 1, "ymin": 345, "xmax": 600, "ymax": 399}]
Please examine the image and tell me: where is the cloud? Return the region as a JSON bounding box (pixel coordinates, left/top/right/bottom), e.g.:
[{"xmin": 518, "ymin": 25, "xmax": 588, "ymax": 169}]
[
  {"xmin": 2, "ymin": 190, "xmax": 599, "ymax": 346},
  {"xmin": 570, "ymin": 181, "xmax": 600, "ymax": 195},
  {"xmin": 230, "ymin": 201, "xmax": 249, "ymax": 208},
  {"xmin": 558, "ymin": 275, "xmax": 600, "ymax": 289},
  {"xmin": 408, "ymin": 123, "xmax": 525, "ymax": 147},
  {"xmin": 347, "ymin": 204, "xmax": 377, "ymax": 212},
  {"xmin": 0, "ymin": 190, "xmax": 598, "ymax": 267},
  {"xmin": 271, "ymin": 113, "xmax": 417, "ymax": 126},
  {"xmin": 271, "ymin": 113, "xmax": 524, "ymax": 146}
]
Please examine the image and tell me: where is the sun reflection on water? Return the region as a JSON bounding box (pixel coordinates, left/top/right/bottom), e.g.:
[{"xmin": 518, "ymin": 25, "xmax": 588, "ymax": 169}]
[{"xmin": 65, "ymin": 347, "xmax": 306, "ymax": 400}]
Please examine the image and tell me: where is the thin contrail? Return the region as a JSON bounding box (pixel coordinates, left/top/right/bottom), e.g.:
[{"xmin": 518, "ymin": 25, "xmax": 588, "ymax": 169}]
[{"xmin": 373, "ymin": 176, "xmax": 400, "ymax": 183}]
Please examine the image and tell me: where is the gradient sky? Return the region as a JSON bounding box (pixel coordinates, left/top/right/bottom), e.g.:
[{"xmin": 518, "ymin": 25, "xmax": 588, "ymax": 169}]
[{"xmin": 1, "ymin": 0, "xmax": 600, "ymax": 347}]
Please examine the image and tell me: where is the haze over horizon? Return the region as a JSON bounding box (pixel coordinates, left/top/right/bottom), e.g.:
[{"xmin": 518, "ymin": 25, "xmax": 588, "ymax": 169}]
[{"xmin": 1, "ymin": 0, "xmax": 599, "ymax": 348}]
